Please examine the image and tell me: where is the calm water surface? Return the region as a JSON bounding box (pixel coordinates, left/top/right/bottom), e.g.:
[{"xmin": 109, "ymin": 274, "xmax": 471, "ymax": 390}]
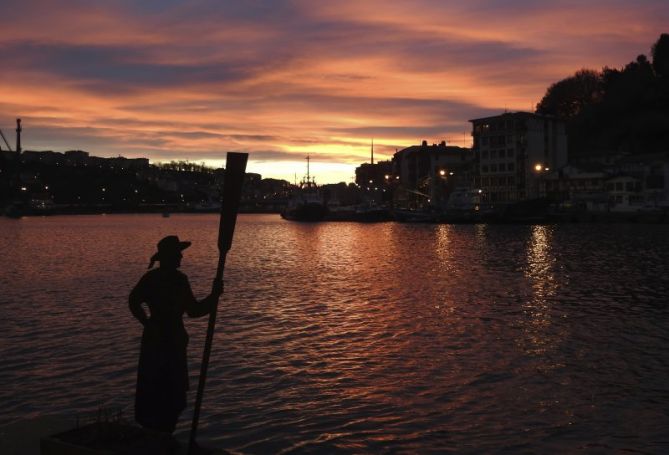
[{"xmin": 1, "ymin": 214, "xmax": 668, "ymax": 453}]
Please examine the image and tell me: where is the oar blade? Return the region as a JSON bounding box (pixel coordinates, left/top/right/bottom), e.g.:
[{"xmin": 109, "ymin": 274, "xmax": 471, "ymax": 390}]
[{"xmin": 218, "ymin": 152, "xmax": 248, "ymax": 253}]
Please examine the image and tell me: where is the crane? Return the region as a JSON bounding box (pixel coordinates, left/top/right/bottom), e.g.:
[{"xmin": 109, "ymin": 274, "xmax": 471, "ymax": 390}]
[
  {"xmin": 0, "ymin": 119, "xmax": 21, "ymax": 152},
  {"xmin": 0, "ymin": 128, "xmax": 12, "ymax": 151}
]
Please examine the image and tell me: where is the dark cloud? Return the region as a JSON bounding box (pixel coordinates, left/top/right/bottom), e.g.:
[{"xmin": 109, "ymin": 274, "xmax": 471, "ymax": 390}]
[
  {"xmin": 395, "ymin": 39, "xmax": 542, "ymax": 72},
  {"xmin": 0, "ymin": 3, "xmax": 543, "ymax": 97},
  {"xmin": 327, "ymin": 125, "xmax": 452, "ymax": 139},
  {"xmin": 166, "ymin": 131, "xmax": 280, "ymax": 142},
  {"xmin": 1, "ymin": 42, "xmax": 257, "ymax": 90},
  {"xmin": 148, "ymin": 148, "xmax": 341, "ymax": 164},
  {"xmin": 2, "ymin": 0, "xmax": 668, "ymax": 182}
]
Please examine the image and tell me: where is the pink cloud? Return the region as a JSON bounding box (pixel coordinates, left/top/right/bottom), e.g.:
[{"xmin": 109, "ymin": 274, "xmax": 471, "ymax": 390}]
[{"xmin": 0, "ymin": 0, "xmax": 666, "ymax": 183}]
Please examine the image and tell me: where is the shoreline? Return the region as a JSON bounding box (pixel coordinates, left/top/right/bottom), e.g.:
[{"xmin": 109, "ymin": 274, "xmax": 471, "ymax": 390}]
[{"xmin": 2, "ymin": 208, "xmax": 667, "ymax": 224}]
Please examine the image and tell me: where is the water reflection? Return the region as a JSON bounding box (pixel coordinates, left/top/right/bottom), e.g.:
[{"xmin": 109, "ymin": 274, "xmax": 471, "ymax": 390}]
[
  {"xmin": 522, "ymin": 225, "xmax": 563, "ymax": 360},
  {"xmin": 434, "ymin": 225, "xmax": 453, "ymax": 266},
  {"xmin": 1, "ymin": 216, "xmax": 669, "ymax": 453}
]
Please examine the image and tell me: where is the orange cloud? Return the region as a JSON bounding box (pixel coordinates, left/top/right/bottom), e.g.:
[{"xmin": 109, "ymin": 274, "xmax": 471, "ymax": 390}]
[{"xmin": 0, "ymin": 0, "xmax": 666, "ymax": 183}]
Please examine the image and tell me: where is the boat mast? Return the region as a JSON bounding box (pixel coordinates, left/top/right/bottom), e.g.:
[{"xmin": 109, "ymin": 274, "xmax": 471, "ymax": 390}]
[
  {"xmin": 371, "ymin": 138, "xmax": 374, "ymax": 165},
  {"xmin": 16, "ymin": 118, "xmax": 22, "ymax": 153}
]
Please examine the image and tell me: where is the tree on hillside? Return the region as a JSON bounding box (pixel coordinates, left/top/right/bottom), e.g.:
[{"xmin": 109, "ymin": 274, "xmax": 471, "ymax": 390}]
[
  {"xmin": 651, "ymin": 33, "xmax": 669, "ymax": 77},
  {"xmin": 535, "ymin": 69, "xmax": 601, "ymax": 119},
  {"xmin": 535, "ymin": 33, "xmax": 669, "ymax": 158}
]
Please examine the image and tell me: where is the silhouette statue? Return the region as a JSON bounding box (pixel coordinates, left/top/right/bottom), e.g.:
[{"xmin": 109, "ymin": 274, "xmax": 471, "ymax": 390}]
[{"xmin": 129, "ymin": 235, "xmax": 223, "ymax": 434}]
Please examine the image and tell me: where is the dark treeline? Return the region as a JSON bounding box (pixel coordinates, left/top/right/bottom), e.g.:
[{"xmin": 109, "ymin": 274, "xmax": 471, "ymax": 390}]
[
  {"xmin": 155, "ymin": 160, "xmax": 216, "ymax": 174},
  {"xmin": 536, "ymin": 33, "xmax": 669, "ymax": 158}
]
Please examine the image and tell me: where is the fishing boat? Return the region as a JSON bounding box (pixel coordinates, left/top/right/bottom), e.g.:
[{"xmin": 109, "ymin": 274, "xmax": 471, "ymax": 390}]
[
  {"xmin": 325, "ymin": 202, "xmax": 391, "ymax": 222},
  {"xmin": 281, "ymin": 156, "xmax": 328, "ymax": 222},
  {"xmin": 392, "ymin": 207, "xmax": 437, "ymax": 223},
  {"xmin": 438, "ymin": 187, "xmax": 488, "ymax": 223}
]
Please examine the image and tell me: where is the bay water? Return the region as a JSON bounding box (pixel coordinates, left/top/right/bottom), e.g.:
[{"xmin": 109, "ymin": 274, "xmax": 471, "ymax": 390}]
[{"xmin": 1, "ymin": 214, "xmax": 668, "ymax": 453}]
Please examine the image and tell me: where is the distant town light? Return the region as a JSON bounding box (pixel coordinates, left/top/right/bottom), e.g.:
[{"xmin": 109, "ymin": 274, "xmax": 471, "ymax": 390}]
[
  {"xmin": 545, "ymin": 167, "xmax": 550, "ymax": 171},
  {"xmin": 384, "ymin": 174, "xmax": 390, "ymax": 180},
  {"xmin": 369, "ymin": 179, "xmax": 373, "ymax": 184},
  {"xmin": 20, "ymin": 186, "xmax": 27, "ymax": 191},
  {"xmin": 449, "ymin": 172, "xmax": 454, "ymax": 176},
  {"xmin": 534, "ymin": 164, "xmax": 543, "ymax": 172},
  {"xmin": 439, "ymin": 169, "xmax": 446, "ymax": 176}
]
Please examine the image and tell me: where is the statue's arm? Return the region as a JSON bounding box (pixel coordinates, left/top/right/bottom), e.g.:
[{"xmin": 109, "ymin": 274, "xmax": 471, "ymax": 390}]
[
  {"xmin": 186, "ymin": 278, "xmax": 223, "ymax": 318},
  {"xmin": 129, "ymin": 277, "xmax": 149, "ymax": 326}
]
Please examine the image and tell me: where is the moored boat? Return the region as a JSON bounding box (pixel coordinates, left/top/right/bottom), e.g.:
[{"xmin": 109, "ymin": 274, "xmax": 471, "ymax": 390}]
[
  {"xmin": 281, "ymin": 156, "xmax": 328, "ymax": 222},
  {"xmin": 392, "ymin": 207, "xmax": 437, "ymax": 223}
]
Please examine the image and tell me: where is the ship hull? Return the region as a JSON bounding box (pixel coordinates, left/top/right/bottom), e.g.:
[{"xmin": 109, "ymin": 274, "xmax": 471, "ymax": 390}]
[{"xmin": 281, "ymin": 203, "xmax": 328, "ymax": 221}]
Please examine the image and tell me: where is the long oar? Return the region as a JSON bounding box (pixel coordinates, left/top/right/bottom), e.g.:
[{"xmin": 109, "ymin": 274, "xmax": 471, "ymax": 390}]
[{"xmin": 189, "ymin": 152, "xmax": 248, "ymax": 454}]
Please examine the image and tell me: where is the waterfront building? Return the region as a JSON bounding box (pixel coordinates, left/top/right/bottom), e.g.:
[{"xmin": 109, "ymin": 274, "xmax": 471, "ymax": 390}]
[
  {"xmin": 355, "ymin": 160, "xmax": 392, "ymax": 188},
  {"xmin": 616, "ymin": 152, "xmax": 669, "ymax": 205},
  {"xmin": 470, "ymin": 112, "xmax": 567, "ymax": 203},
  {"xmin": 541, "ymin": 165, "xmax": 608, "ymax": 210},
  {"xmin": 541, "ymin": 152, "xmax": 669, "ymax": 212},
  {"xmin": 64, "ymin": 150, "xmax": 90, "ymax": 166},
  {"xmin": 605, "ymin": 176, "xmax": 644, "ymax": 212},
  {"xmin": 0, "ymin": 150, "xmax": 17, "ymax": 161},
  {"xmin": 106, "ymin": 156, "xmax": 150, "ymax": 170},
  {"xmin": 391, "ymin": 140, "xmax": 473, "ymax": 208},
  {"xmin": 21, "ymin": 150, "xmax": 63, "ymax": 165}
]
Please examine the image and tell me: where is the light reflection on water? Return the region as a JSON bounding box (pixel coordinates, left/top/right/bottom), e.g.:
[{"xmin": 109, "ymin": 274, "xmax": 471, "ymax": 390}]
[{"xmin": 1, "ymin": 215, "xmax": 669, "ymax": 453}]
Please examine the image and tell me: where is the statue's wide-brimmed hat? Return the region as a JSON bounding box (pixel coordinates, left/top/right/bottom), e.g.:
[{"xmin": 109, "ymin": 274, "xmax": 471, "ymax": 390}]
[{"xmin": 148, "ymin": 235, "xmax": 191, "ymax": 268}]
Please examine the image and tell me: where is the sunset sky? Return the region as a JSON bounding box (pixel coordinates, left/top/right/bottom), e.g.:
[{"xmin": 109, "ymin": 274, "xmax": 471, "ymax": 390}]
[{"xmin": 1, "ymin": 1, "xmax": 667, "ymax": 183}]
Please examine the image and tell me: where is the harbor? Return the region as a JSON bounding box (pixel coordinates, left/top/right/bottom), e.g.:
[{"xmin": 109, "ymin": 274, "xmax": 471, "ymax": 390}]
[
  {"xmin": 2, "ymin": 4, "xmax": 668, "ymax": 453},
  {"xmin": 1, "ymin": 214, "xmax": 668, "ymax": 453},
  {"xmin": 3, "ymin": 116, "xmax": 668, "ymax": 223}
]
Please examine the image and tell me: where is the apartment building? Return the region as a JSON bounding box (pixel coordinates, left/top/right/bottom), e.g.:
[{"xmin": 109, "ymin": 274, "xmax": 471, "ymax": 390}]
[
  {"xmin": 470, "ymin": 112, "xmax": 567, "ymax": 202},
  {"xmin": 391, "ymin": 140, "xmax": 473, "ymax": 207}
]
